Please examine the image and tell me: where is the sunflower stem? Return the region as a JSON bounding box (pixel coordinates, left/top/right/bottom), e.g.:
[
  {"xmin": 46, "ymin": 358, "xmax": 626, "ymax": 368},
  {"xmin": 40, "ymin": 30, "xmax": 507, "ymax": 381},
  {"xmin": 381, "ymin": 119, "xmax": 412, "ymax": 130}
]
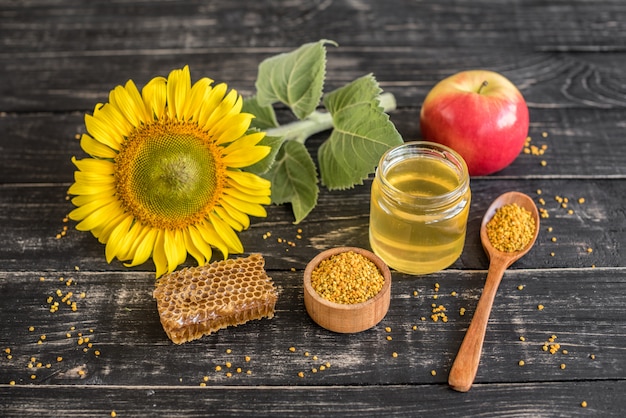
[{"xmin": 265, "ymin": 92, "xmax": 397, "ymax": 144}]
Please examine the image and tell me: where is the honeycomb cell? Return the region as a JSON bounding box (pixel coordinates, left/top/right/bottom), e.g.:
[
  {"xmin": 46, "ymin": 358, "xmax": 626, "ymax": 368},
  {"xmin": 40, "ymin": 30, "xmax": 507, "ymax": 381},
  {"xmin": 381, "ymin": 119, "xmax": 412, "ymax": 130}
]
[{"xmin": 153, "ymin": 254, "xmax": 278, "ymax": 344}]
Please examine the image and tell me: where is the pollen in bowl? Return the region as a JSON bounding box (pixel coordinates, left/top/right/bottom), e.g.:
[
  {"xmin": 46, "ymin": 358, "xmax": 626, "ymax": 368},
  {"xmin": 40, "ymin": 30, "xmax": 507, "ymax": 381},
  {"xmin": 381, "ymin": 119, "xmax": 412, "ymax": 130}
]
[{"xmin": 369, "ymin": 154, "xmax": 470, "ymax": 275}]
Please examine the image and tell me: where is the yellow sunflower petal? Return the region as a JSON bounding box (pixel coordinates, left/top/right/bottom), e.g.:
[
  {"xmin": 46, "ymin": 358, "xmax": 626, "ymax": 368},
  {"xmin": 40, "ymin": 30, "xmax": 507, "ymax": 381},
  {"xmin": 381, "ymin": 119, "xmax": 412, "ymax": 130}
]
[
  {"xmin": 195, "ymin": 221, "xmax": 229, "ymax": 259},
  {"xmin": 164, "ymin": 229, "xmax": 187, "ymax": 273},
  {"xmin": 213, "ymin": 113, "xmax": 255, "ymax": 145},
  {"xmin": 84, "ymin": 113, "xmax": 123, "ymax": 150},
  {"xmin": 167, "ymin": 66, "xmax": 191, "ymax": 120},
  {"xmin": 214, "ymin": 206, "xmax": 244, "ymax": 232},
  {"xmin": 183, "ymin": 229, "xmax": 207, "ymax": 266},
  {"xmin": 204, "ymin": 89, "xmax": 241, "ymax": 130},
  {"xmin": 69, "ymin": 196, "xmax": 117, "ymax": 222},
  {"xmin": 223, "ymin": 187, "xmax": 272, "ymax": 205},
  {"xmin": 227, "ymin": 169, "xmax": 272, "ymax": 191},
  {"xmin": 197, "ymin": 83, "xmax": 228, "ymax": 129},
  {"xmin": 221, "ymin": 146, "xmax": 271, "ymax": 168},
  {"xmin": 92, "ymin": 103, "xmax": 133, "ymax": 142},
  {"xmin": 109, "ymin": 80, "xmax": 150, "ymax": 127},
  {"xmin": 221, "ymin": 131, "xmax": 265, "ymax": 152},
  {"xmin": 72, "ymin": 157, "xmax": 115, "ymax": 175},
  {"xmin": 70, "ymin": 189, "xmax": 116, "ymax": 207},
  {"xmin": 68, "ymin": 180, "xmax": 115, "ymax": 197},
  {"xmin": 74, "ymin": 171, "xmax": 115, "ymax": 186},
  {"xmin": 182, "ymin": 77, "xmax": 213, "ymax": 121},
  {"xmin": 188, "ymin": 225, "xmax": 214, "ymax": 263},
  {"xmin": 109, "ymin": 87, "xmax": 140, "ymax": 128},
  {"xmin": 80, "ymin": 133, "xmax": 117, "ymax": 159},
  {"xmin": 142, "ymin": 76, "xmax": 167, "ymax": 120},
  {"xmin": 153, "ymin": 230, "xmax": 168, "ymax": 278},
  {"xmin": 125, "ymin": 79, "xmax": 151, "ymax": 124},
  {"xmin": 124, "ymin": 226, "xmax": 158, "ymax": 267},
  {"xmin": 73, "ymin": 207, "xmax": 116, "ymax": 234},
  {"xmin": 209, "ymin": 212, "xmax": 244, "ymax": 254},
  {"xmin": 114, "ymin": 220, "xmax": 145, "ymax": 262},
  {"xmin": 218, "ymin": 200, "xmax": 251, "ymax": 229},
  {"xmin": 105, "ymin": 215, "xmax": 134, "ymax": 263},
  {"xmin": 91, "ymin": 209, "xmax": 129, "ymax": 244},
  {"xmin": 221, "ymin": 194, "xmax": 268, "ymax": 218},
  {"xmin": 226, "ymin": 176, "xmax": 271, "ymax": 198}
]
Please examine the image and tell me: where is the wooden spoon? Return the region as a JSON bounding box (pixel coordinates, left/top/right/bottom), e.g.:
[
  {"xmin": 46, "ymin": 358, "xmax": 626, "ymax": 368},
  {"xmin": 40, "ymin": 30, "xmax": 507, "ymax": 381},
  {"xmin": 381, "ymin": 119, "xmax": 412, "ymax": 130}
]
[{"xmin": 448, "ymin": 191, "xmax": 540, "ymax": 392}]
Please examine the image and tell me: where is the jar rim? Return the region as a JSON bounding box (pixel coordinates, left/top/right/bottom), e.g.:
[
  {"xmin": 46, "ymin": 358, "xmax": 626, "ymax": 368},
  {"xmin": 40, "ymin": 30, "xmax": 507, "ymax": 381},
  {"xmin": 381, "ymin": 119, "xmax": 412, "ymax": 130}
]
[{"xmin": 376, "ymin": 141, "xmax": 470, "ymax": 207}]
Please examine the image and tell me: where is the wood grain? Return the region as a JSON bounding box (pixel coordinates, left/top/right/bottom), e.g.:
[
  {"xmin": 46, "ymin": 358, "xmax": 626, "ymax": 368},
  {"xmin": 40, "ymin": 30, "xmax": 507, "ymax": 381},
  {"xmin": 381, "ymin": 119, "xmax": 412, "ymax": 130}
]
[{"xmin": 1, "ymin": 0, "xmax": 625, "ymax": 416}]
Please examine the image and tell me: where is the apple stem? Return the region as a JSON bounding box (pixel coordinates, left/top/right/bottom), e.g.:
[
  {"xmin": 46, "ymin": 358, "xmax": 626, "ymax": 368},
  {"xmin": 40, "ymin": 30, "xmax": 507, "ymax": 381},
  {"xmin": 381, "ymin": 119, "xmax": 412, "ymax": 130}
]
[{"xmin": 477, "ymin": 80, "xmax": 489, "ymax": 94}]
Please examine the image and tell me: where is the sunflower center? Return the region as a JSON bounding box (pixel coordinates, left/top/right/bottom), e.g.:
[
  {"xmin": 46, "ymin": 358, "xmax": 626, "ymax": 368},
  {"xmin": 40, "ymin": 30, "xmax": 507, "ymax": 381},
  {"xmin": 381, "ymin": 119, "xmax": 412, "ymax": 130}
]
[{"xmin": 115, "ymin": 121, "xmax": 224, "ymax": 229}]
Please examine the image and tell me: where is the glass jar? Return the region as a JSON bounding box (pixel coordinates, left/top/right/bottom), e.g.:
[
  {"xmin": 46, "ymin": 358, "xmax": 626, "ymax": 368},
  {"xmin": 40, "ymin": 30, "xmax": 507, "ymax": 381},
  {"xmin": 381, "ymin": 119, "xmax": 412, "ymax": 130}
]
[{"xmin": 369, "ymin": 141, "xmax": 471, "ymax": 275}]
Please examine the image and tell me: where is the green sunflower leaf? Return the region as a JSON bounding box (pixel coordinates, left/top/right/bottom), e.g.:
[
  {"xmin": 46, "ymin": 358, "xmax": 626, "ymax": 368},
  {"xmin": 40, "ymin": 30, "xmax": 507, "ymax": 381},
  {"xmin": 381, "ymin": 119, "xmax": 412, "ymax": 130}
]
[
  {"xmin": 244, "ymin": 134, "xmax": 284, "ymax": 175},
  {"xmin": 262, "ymin": 140, "xmax": 319, "ymax": 224},
  {"xmin": 242, "ymin": 96, "xmax": 279, "ymax": 130},
  {"xmin": 318, "ymin": 74, "xmax": 403, "ymax": 190},
  {"xmin": 255, "ymin": 39, "xmax": 337, "ymax": 120}
]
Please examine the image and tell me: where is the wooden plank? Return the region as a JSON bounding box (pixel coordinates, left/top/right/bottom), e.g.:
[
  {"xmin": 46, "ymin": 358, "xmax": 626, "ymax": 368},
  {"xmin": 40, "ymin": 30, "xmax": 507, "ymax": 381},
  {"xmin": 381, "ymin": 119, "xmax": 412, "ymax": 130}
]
[
  {"xmin": 1, "ymin": 105, "xmax": 626, "ymax": 184},
  {"xmin": 0, "ymin": 378, "xmax": 623, "ymax": 417},
  {"xmin": 1, "ymin": 268, "xmax": 624, "ymax": 387},
  {"xmin": 0, "ymin": 178, "xmax": 623, "ymax": 272},
  {"xmin": 1, "ymin": 47, "xmax": 625, "ymax": 112},
  {"xmin": 1, "ymin": 0, "xmax": 625, "ymax": 54}
]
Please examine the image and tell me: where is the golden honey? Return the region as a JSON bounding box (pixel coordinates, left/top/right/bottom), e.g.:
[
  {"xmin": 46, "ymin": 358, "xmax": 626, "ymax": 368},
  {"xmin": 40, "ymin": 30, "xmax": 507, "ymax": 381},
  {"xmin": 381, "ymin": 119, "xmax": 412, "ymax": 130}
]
[{"xmin": 369, "ymin": 141, "xmax": 470, "ymax": 274}]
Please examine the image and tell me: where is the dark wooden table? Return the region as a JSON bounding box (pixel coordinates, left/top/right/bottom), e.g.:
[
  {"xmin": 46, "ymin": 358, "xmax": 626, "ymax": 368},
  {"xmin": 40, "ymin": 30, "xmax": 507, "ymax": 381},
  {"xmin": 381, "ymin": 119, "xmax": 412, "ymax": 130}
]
[{"xmin": 1, "ymin": 1, "xmax": 625, "ymax": 416}]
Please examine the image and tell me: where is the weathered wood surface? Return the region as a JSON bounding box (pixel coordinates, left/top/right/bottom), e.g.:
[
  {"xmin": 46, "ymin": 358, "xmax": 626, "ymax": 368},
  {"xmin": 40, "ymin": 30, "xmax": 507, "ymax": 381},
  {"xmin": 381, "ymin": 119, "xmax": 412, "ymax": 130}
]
[{"xmin": 1, "ymin": 0, "xmax": 625, "ymax": 416}]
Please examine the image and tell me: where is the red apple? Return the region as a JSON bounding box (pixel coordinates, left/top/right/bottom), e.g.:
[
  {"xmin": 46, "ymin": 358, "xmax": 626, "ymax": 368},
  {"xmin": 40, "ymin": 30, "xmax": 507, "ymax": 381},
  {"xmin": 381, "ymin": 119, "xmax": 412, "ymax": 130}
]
[{"xmin": 419, "ymin": 70, "xmax": 529, "ymax": 176}]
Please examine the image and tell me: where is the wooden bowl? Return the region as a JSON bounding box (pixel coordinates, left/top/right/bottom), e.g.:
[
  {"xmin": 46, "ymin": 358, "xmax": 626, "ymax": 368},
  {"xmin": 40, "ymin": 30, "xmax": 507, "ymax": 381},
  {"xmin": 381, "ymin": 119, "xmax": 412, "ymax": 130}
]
[{"xmin": 303, "ymin": 247, "xmax": 392, "ymax": 333}]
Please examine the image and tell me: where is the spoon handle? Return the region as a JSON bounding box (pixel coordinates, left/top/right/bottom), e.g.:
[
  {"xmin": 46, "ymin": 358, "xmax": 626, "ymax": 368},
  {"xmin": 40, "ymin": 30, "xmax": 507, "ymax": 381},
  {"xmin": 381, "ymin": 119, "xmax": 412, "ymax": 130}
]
[{"xmin": 448, "ymin": 258, "xmax": 507, "ymax": 392}]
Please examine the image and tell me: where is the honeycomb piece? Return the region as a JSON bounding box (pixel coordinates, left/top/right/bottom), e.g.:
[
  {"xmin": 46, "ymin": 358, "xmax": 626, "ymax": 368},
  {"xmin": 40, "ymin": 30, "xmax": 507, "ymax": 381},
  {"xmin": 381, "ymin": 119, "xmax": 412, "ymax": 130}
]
[{"xmin": 153, "ymin": 254, "xmax": 278, "ymax": 344}]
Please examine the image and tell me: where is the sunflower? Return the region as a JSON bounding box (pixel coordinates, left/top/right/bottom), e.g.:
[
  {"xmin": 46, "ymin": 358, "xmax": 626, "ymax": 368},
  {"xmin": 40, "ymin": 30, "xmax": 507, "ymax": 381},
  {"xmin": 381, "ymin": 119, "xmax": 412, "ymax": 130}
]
[{"xmin": 69, "ymin": 66, "xmax": 271, "ymax": 277}]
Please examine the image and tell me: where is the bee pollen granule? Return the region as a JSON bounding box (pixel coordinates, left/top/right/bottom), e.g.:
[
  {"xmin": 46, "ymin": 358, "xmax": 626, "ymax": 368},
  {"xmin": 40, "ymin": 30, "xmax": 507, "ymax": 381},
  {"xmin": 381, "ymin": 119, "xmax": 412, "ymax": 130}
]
[
  {"xmin": 486, "ymin": 203, "xmax": 536, "ymax": 252},
  {"xmin": 310, "ymin": 251, "xmax": 384, "ymax": 304}
]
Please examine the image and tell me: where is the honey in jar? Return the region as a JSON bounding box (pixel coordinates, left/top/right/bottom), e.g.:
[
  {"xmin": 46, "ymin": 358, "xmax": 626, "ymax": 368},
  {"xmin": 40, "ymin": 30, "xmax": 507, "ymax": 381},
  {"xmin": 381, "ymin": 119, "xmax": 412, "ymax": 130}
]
[{"xmin": 369, "ymin": 141, "xmax": 470, "ymax": 275}]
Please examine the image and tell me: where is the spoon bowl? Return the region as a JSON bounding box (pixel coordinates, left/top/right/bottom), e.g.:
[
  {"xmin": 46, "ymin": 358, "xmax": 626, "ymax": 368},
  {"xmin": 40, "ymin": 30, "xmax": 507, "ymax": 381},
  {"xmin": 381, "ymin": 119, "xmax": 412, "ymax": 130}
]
[{"xmin": 448, "ymin": 191, "xmax": 540, "ymax": 392}]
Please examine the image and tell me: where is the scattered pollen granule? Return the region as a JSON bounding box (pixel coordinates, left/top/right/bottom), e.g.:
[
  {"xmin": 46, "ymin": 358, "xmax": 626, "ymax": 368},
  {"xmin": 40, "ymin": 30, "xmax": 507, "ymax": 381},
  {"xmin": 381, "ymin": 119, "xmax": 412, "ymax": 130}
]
[
  {"xmin": 431, "ymin": 304, "xmax": 448, "ymax": 322},
  {"xmin": 486, "ymin": 203, "xmax": 536, "ymax": 252}
]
